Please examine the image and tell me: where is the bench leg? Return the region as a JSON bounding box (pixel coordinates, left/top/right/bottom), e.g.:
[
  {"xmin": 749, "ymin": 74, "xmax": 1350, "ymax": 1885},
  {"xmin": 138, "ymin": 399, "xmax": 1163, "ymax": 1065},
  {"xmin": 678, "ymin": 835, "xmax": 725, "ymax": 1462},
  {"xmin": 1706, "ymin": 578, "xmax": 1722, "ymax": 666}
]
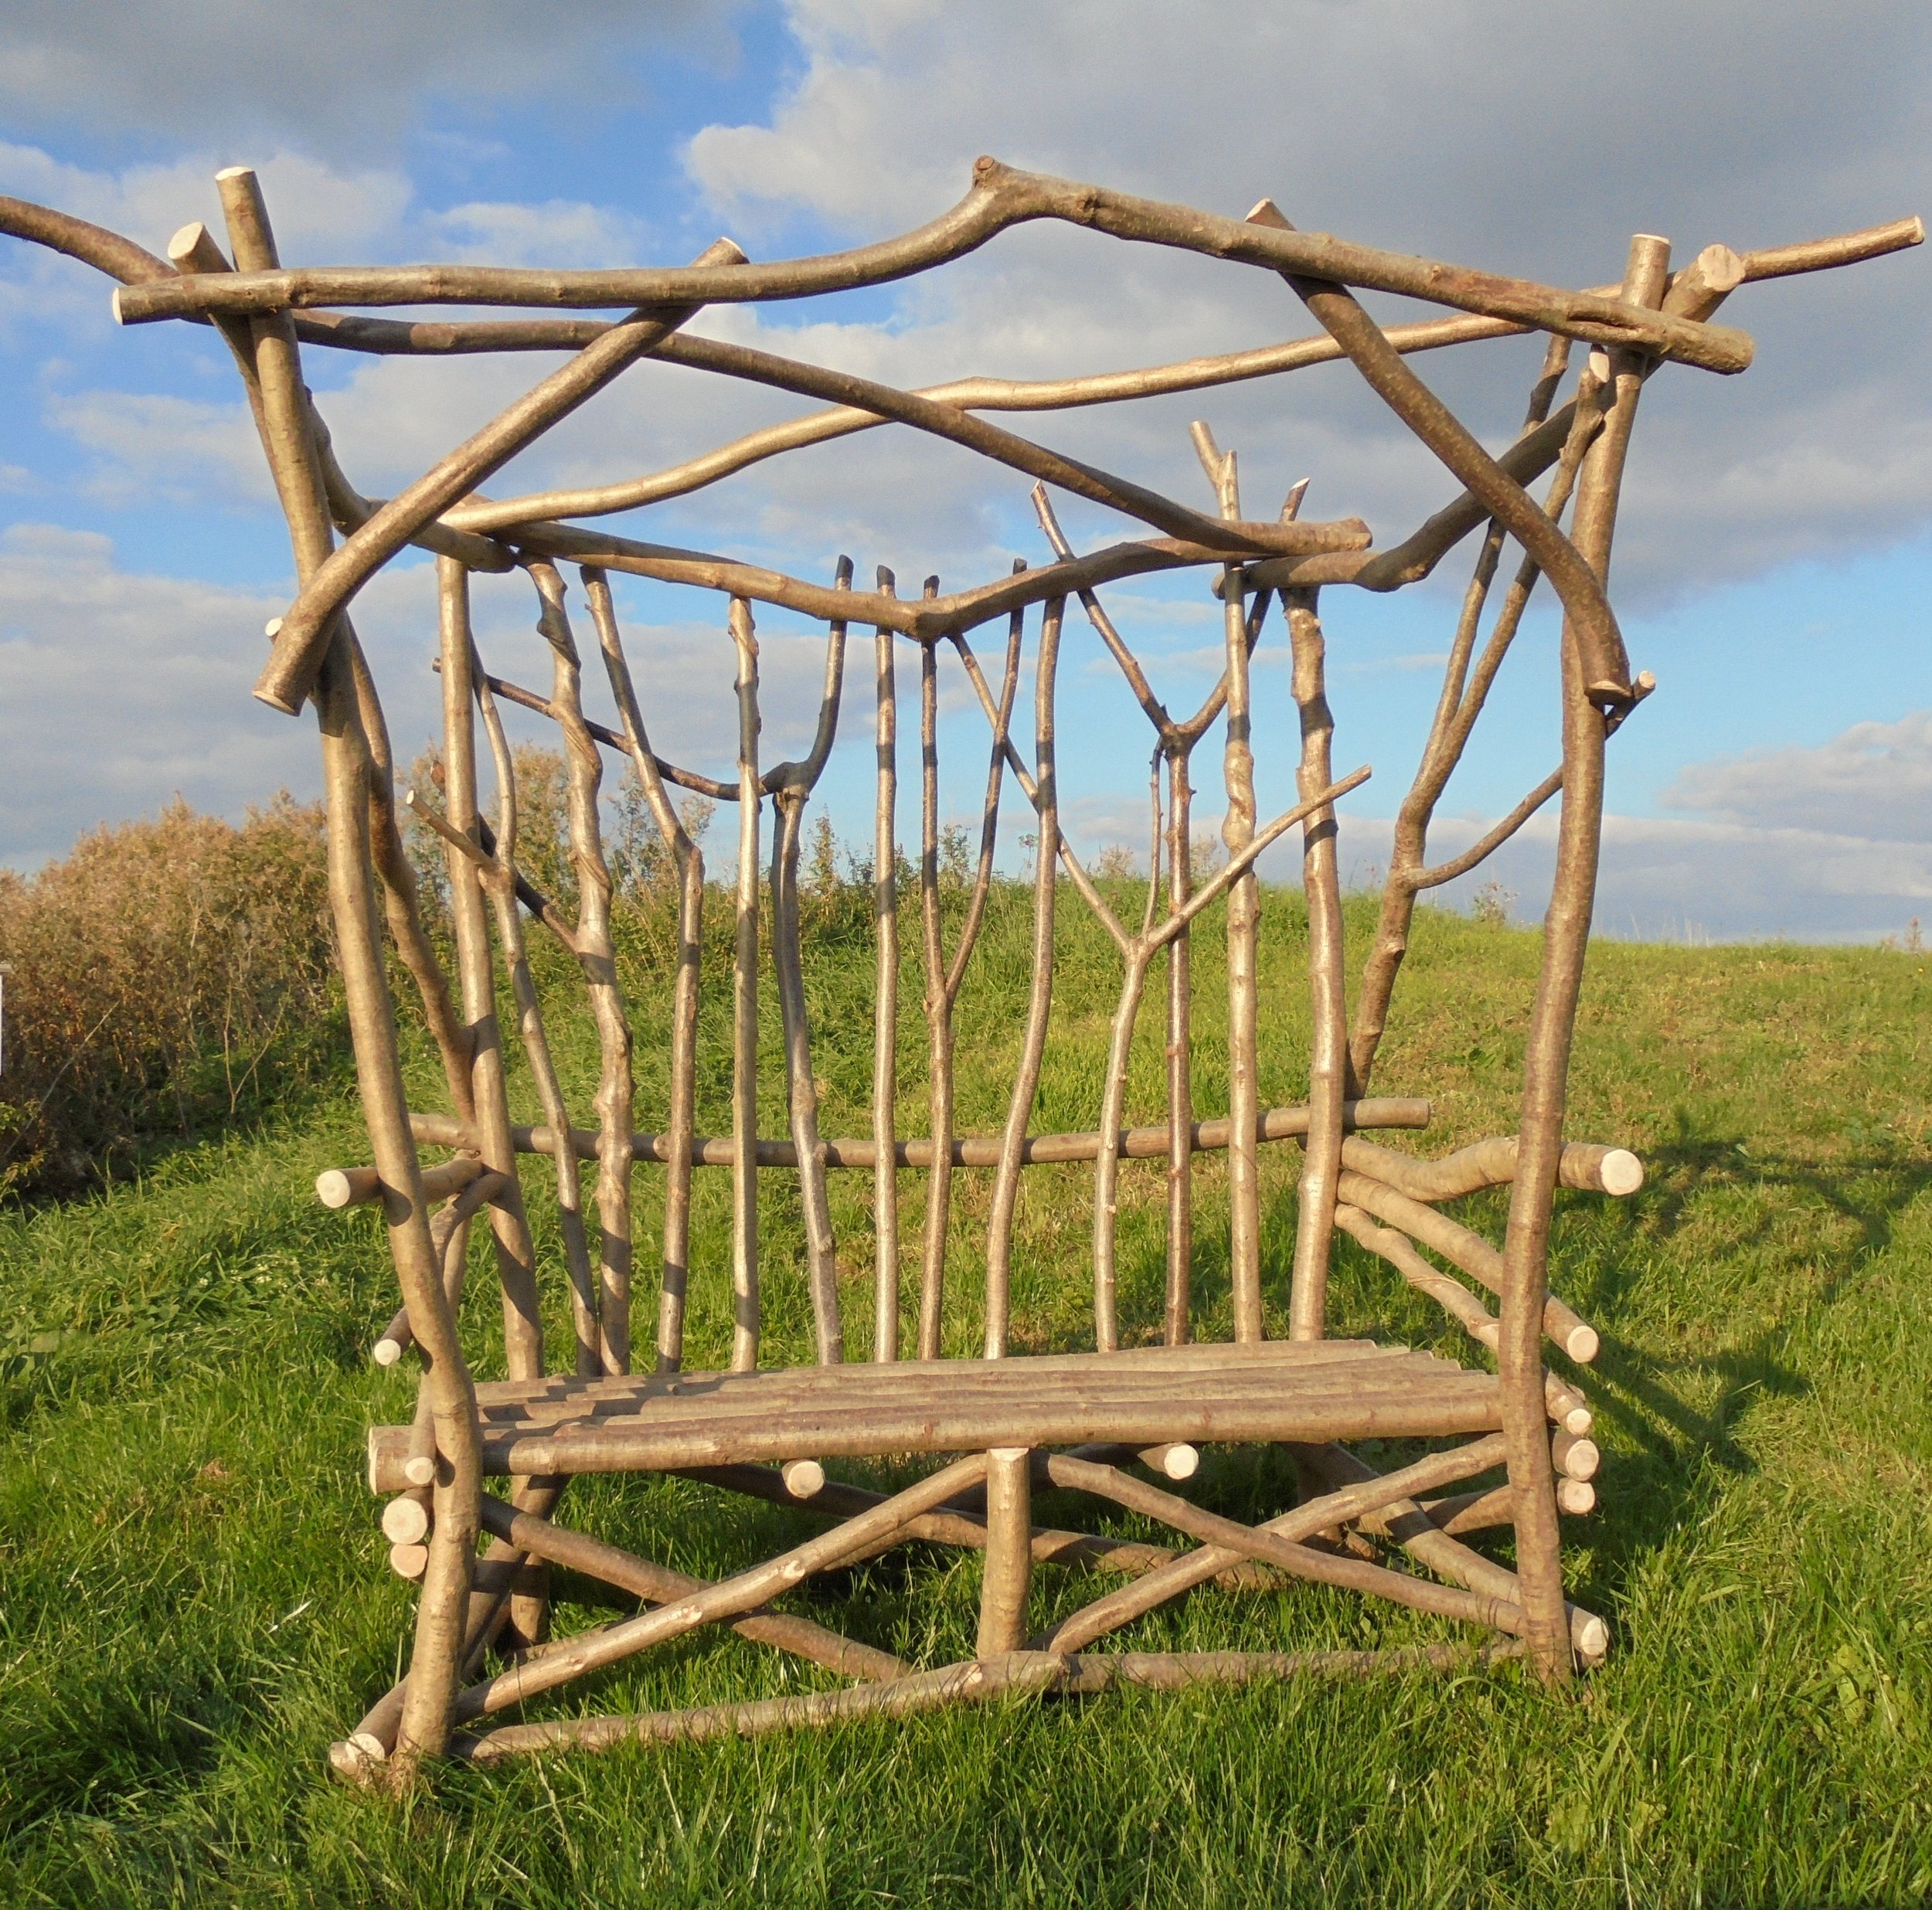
[{"xmin": 977, "ymin": 1447, "xmax": 1032, "ymax": 1657}]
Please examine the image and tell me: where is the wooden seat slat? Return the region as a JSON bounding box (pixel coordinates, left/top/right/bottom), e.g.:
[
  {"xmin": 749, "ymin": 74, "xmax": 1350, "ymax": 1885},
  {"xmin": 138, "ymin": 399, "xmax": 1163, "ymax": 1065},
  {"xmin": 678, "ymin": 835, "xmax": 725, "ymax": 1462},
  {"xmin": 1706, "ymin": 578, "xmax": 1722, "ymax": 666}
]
[
  {"xmin": 469, "ymin": 1337, "xmax": 1417, "ymax": 1413},
  {"xmin": 464, "ymin": 1352, "xmax": 1446, "ymax": 1429},
  {"xmin": 466, "ymin": 1362, "xmax": 1459, "ymax": 1436},
  {"xmin": 370, "ymin": 1344, "xmax": 1498, "ymax": 1485}
]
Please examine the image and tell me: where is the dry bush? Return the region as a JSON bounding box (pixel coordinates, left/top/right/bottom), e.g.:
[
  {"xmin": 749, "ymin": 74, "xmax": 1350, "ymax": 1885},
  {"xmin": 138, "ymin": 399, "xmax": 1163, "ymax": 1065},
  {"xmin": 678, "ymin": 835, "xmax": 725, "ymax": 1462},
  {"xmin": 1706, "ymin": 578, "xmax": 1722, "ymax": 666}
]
[
  {"xmin": 401, "ymin": 740, "xmax": 712, "ymax": 919},
  {"xmin": 0, "ymin": 796, "xmax": 337, "ymax": 1199}
]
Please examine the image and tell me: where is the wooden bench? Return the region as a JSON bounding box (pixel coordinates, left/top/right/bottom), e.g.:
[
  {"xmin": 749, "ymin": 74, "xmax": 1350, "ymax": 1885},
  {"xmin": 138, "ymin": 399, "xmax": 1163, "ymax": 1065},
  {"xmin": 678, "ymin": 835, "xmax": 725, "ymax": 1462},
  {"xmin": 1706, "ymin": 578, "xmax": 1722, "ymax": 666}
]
[{"xmin": 7, "ymin": 161, "xmax": 1913, "ymax": 1782}]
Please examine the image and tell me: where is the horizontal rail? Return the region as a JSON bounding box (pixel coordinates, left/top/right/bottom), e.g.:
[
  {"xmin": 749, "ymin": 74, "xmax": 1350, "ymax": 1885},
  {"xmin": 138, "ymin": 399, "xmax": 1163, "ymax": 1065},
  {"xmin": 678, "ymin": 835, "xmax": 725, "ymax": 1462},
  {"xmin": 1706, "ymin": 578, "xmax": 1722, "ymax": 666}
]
[
  {"xmin": 1338, "ymin": 1133, "xmax": 1643, "ymax": 1202},
  {"xmin": 109, "ymin": 160, "xmax": 1754, "ymax": 373},
  {"xmin": 1333, "ymin": 1169, "xmax": 1599, "ymax": 1363},
  {"xmin": 369, "ymin": 1385, "xmax": 1504, "ymax": 1487},
  {"xmin": 1332, "ymin": 1202, "xmax": 1593, "ymax": 1435},
  {"xmin": 425, "ymin": 1643, "xmax": 1522, "ymax": 1769},
  {"xmin": 316, "ymin": 1154, "xmax": 482, "ymax": 1209},
  {"xmin": 406, "ymin": 1096, "xmax": 1430, "ymax": 1171},
  {"xmin": 253, "ymin": 220, "xmax": 1924, "ymax": 364}
]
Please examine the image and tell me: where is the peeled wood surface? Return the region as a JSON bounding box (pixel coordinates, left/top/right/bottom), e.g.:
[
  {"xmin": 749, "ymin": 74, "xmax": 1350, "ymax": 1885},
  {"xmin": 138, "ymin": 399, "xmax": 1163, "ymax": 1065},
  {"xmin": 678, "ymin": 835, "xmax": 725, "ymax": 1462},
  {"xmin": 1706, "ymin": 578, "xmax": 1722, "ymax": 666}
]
[
  {"xmin": 430, "ymin": 1642, "xmax": 1522, "ymax": 1769},
  {"xmin": 433, "ymin": 1643, "xmax": 1515, "ymax": 1769},
  {"xmin": 1035, "ymin": 1433, "xmax": 1511, "ymax": 1654},
  {"xmin": 368, "ymin": 1341, "xmax": 1503, "ymax": 1486},
  {"xmin": 20, "ymin": 162, "xmax": 1916, "ymax": 1758},
  {"xmin": 113, "ymin": 159, "xmax": 1755, "ymax": 377},
  {"xmin": 405, "ymin": 1096, "xmax": 1428, "ymax": 1170},
  {"xmin": 251, "ymin": 236, "xmax": 749, "ymax": 714},
  {"xmin": 214, "ymin": 165, "xmax": 481, "ymax": 1766},
  {"xmin": 453, "ymin": 1453, "xmax": 988, "ymax": 1721},
  {"xmin": 1495, "ymin": 234, "xmax": 1671, "ymax": 1681},
  {"xmin": 1292, "ymin": 1443, "xmax": 1609, "ymax": 1666},
  {"xmin": 440, "ymin": 305, "xmax": 1694, "ymax": 530},
  {"xmin": 530, "ymin": 561, "xmax": 636, "ymax": 1375},
  {"xmin": 1284, "ymin": 586, "xmax": 1346, "ymax": 1340},
  {"xmin": 1039, "ymin": 1451, "xmax": 1526, "ymax": 1642},
  {"xmin": 318, "ymin": 1154, "xmax": 481, "ymax": 1210},
  {"xmin": 474, "ymin": 1494, "xmax": 903, "ymax": 1684},
  {"xmin": 1341, "ymin": 1133, "xmax": 1643, "ymax": 1201},
  {"xmin": 1332, "ymin": 1202, "xmax": 1592, "ymax": 1436},
  {"xmin": 977, "ymin": 1448, "xmax": 1033, "ymax": 1657},
  {"xmin": 1335, "ymin": 1168, "xmax": 1600, "ymax": 1362},
  {"xmin": 677, "ymin": 1460, "xmax": 1177, "ymax": 1576}
]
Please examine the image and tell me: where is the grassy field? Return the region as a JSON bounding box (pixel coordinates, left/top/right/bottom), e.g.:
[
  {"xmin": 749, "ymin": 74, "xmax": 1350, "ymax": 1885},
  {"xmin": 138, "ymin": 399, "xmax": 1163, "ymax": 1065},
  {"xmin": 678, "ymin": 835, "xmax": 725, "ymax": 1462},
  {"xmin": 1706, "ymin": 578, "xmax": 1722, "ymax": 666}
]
[{"xmin": 2, "ymin": 884, "xmax": 1929, "ymax": 1906}]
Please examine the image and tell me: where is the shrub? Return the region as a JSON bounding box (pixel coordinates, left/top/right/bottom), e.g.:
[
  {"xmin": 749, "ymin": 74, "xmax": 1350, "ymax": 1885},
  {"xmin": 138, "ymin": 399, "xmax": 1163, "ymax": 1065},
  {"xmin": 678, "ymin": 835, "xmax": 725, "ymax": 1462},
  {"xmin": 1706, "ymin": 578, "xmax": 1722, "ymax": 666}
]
[
  {"xmin": 400, "ymin": 741, "xmax": 713, "ymax": 920},
  {"xmin": 0, "ymin": 796, "xmax": 338, "ymax": 1199}
]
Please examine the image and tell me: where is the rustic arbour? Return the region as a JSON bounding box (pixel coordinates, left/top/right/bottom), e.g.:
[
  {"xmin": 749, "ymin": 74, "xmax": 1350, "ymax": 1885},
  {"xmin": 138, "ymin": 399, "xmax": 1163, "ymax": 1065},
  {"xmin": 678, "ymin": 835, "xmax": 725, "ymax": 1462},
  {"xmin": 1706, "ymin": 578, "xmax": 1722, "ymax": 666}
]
[{"xmin": 3, "ymin": 168, "xmax": 1916, "ymax": 1780}]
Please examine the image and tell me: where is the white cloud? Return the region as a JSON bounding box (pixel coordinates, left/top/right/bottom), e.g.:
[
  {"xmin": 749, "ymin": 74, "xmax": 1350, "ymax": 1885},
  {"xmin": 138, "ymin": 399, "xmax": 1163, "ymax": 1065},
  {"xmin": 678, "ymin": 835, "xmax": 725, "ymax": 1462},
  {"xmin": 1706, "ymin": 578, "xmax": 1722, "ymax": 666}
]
[
  {"xmin": 1663, "ymin": 709, "xmax": 1932, "ymax": 842},
  {"xmin": 1272, "ymin": 712, "xmax": 1932, "ymax": 942},
  {"xmin": 0, "ymin": 523, "xmax": 864, "ymax": 873},
  {"xmin": 679, "ymin": 0, "xmax": 1932, "ymax": 602},
  {"xmin": 0, "ymin": 523, "xmax": 293, "ymax": 865},
  {"xmin": 0, "ymin": 3, "xmax": 737, "ymax": 151},
  {"xmin": 5, "ymin": 519, "xmax": 1925, "ymax": 941},
  {"xmin": 5, "ymin": 0, "xmax": 1930, "ymax": 923},
  {"xmin": 1053, "ymin": 708, "xmax": 1932, "ymax": 940},
  {"xmin": 46, "ymin": 389, "xmax": 267, "ymax": 506},
  {"xmin": 8, "ymin": 7, "xmax": 1928, "ymax": 609},
  {"xmin": 423, "ymin": 200, "xmax": 655, "ymax": 270},
  {"xmin": 0, "ymin": 140, "xmax": 413, "ymax": 263},
  {"xmin": 1324, "ymin": 810, "xmax": 1932, "ymax": 944}
]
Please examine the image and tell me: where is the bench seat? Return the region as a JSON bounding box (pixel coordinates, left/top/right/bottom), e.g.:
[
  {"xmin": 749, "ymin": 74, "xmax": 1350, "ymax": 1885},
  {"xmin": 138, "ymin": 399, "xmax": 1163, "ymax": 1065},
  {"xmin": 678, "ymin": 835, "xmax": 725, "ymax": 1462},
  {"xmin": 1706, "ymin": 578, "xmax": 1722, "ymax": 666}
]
[{"xmin": 369, "ymin": 1340, "xmax": 1502, "ymax": 1487}]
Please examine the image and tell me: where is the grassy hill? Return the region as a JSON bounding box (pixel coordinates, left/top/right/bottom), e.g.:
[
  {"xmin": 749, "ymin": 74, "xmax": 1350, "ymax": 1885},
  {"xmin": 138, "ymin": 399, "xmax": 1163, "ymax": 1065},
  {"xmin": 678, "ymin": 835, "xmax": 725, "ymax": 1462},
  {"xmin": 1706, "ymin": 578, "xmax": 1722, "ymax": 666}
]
[{"xmin": 2, "ymin": 888, "xmax": 1928, "ymax": 1906}]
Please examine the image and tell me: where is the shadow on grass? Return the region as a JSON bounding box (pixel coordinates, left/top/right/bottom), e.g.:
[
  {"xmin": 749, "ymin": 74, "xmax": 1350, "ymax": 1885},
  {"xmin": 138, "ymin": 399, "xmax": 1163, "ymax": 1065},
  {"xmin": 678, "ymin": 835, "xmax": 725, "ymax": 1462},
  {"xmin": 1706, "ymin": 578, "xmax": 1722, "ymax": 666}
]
[{"xmin": 1066, "ymin": 1110, "xmax": 1932, "ymax": 1647}]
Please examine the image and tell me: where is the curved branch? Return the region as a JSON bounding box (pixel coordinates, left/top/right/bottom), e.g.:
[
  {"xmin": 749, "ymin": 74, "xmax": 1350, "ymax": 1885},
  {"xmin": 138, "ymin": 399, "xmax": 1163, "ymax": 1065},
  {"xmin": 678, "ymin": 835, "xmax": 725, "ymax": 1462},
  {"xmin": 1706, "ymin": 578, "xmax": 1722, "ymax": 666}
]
[
  {"xmin": 1032, "ymin": 484, "xmax": 1172, "ymax": 732},
  {"xmin": 434, "ymin": 654, "xmax": 739, "ymax": 802},
  {"xmin": 253, "ymin": 237, "xmax": 750, "ymax": 714},
  {"xmin": 1281, "ymin": 263, "xmax": 1635, "ymax": 711},
  {"xmin": 451, "ymin": 336, "xmax": 1375, "ymax": 542},
  {"xmin": 0, "ymin": 193, "xmax": 172, "ymax": 284},
  {"xmin": 1413, "ymin": 770, "xmax": 1566, "ymax": 892},
  {"xmin": 583, "ymin": 569, "xmax": 707, "ymax": 1371},
  {"xmin": 948, "ymin": 622, "xmax": 1128, "ymax": 955},
  {"xmin": 111, "ymin": 161, "xmax": 1753, "ymax": 376}
]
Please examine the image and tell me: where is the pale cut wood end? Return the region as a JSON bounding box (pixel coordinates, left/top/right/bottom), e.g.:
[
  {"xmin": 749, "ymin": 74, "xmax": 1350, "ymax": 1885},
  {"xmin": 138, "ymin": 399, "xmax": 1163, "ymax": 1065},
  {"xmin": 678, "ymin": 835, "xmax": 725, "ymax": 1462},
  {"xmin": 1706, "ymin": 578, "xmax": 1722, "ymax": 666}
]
[
  {"xmin": 328, "ymin": 1738, "xmax": 386, "ymax": 1786},
  {"xmin": 388, "ymin": 1541, "xmax": 428, "ymax": 1580},
  {"xmin": 1553, "ymin": 1430, "xmax": 1600, "ymax": 1482},
  {"xmin": 779, "ymin": 1458, "xmax": 825, "ymax": 1500},
  {"xmin": 381, "ymin": 1494, "xmax": 430, "ymax": 1545},
  {"xmin": 167, "ymin": 222, "xmax": 230, "ymax": 277},
  {"xmin": 1140, "ymin": 1443, "xmax": 1199, "ymax": 1481}
]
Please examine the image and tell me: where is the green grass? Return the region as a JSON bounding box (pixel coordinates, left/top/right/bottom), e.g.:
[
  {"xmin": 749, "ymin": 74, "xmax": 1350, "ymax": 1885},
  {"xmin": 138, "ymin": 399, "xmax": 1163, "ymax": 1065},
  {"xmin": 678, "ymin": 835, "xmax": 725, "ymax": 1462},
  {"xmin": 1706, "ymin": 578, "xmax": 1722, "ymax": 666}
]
[{"xmin": 2, "ymin": 886, "xmax": 1930, "ymax": 1906}]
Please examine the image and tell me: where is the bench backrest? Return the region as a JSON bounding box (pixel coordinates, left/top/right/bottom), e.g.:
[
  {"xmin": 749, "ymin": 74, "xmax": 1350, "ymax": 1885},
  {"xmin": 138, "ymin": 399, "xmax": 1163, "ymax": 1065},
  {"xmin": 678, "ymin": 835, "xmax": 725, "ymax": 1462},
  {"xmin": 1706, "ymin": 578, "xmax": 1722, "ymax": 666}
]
[
  {"xmin": 179, "ymin": 168, "xmax": 1743, "ymax": 1392},
  {"xmin": 400, "ymin": 554, "xmax": 1440, "ymax": 1378}
]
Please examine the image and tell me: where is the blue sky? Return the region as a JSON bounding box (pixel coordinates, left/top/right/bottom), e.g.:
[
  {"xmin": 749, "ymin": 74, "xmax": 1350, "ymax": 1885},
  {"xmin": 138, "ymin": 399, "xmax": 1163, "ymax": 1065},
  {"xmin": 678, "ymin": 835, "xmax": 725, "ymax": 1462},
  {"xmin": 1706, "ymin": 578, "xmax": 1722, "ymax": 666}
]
[{"xmin": 2, "ymin": 0, "xmax": 1929, "ymax": 938}]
